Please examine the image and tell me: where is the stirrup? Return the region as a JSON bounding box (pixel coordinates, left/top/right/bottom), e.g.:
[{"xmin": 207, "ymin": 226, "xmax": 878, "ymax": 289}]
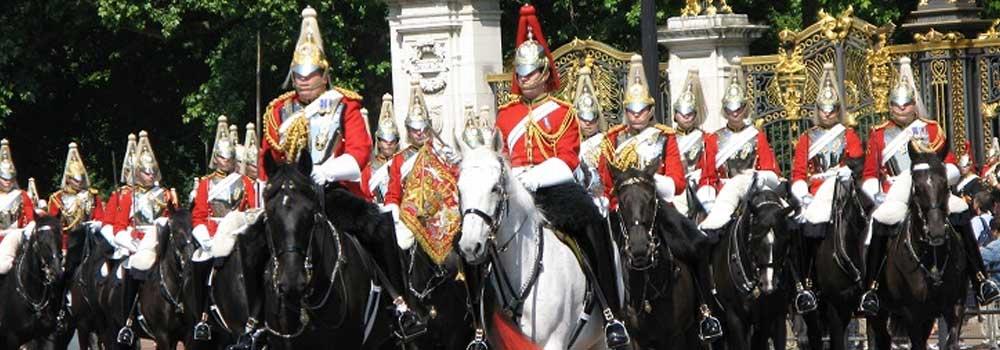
[
  {"xmin": 392, "ymin": 309, "xmax": 428, "ymax": 343},
  {"xmin": 466, "ymin": 329, "xmax": 489, "ymax": 350},
  {"xmin": 860, "ymin": 289, "xmax": 879, "ymax": 316},
  {"xmin": 794, "ymin": 287, "xmax": 818, "ymax": 314},
  {"xmin": 194, "ymin": 313, "xmax": 212, "ymax": 341},
  {"xmin": 978, "ymin": 276, "xmax": 1000, "ymax": 305},
  {"xmin": 117, "ymin": 321, "xmax": 135, "ymax": 346},
  {"xmin": 604, "ymin": 318, "xmax": 631, "ymax": 349},
  {"xmin": 698, "ymin": 304, "xmax": 723, "ymax": 341}
]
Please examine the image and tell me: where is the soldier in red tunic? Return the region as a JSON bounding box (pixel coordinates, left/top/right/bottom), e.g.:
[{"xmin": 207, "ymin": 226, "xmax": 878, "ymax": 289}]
[
  {"xmin": 788, "ymin": 63, "xmax": 865, "ymax": 314},
  {"xmin": 0, "ymin": 139, "xmax": 36, "ymax": 283},
  {"xmin": 859, "ymin": 57, "xmax": 1000, "ymax": 315},
  {"xmin": 490, "ymin": 5, "xmax": 630, "ymax": 347},
  {"xmin": 48, "ymin": 142, "xmax": 105, "ymax": 293},
  {"xmin": 112, "ymin": 131, "xmax": 178, "ymax": 345},
  {"xmin": 598, "ymin": 55, "xmax": 723, "ymax": 340},
  {"xmin": 257, "ymin": 6, "xmax": 424, "ymax": 340},
  {"xmin": 365, "ymin": 94, "xmax": 400, "ymax": 205},
  {"xmin": 668, "ymin": 68, "xmax": 720, "ymax": 218}
]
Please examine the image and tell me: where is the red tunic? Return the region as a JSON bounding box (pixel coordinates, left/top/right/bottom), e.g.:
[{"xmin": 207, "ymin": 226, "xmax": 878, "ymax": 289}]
[
  {"xmin": 259, "ymin": 89, "xmax": 372, "ymax": 198},
  {"xmin": 113, "ymin": 187, "xmax": 175, "ymax": 240},
  {"xmin": 48, "ymin": 189, "xmax": 105, "ymax": 249},
  {"xmin": 191, "ymin": 173, "xmax": 257, "ymax": 236},
  {"xmin": 708, "ymin": 130, "xmax": 781, "ymax": 189},
  {"xmin": 0, "ymin": 191, "xmax": 35, "ymax": 244},
  {"xmin": 862, "ymin": 119, "xmax": 955, "ymax": 192},
  {"xmin": 494, "ymin": 95, "xmax": 580, "ymax": 170},
  {"xmin": 790, "ymin": 127, "xmax": 864, "ymax": 194},
  {"xmin": 597, "ymin": 125, "xmax": 687, "ymax": 210}
]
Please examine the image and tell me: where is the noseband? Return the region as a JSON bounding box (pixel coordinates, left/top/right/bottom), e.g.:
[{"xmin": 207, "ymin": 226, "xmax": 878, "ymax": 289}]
[
  {"xmin": 615, "ymin": 176, "xmax": 661, "ymax": 271},
  {"xmin": 16, "ymin": 225, "xmax": 58, "ymax": 316},
  {"xmin": 460, "ymin": 159, "xmax": 511, "ymax": 252}
]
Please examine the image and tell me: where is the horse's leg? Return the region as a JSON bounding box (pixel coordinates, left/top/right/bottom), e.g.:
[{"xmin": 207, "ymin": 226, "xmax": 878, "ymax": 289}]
[
  {"xmin": 906, "ymin": 318, "xmax": 934, "ymax": 350},
  {"xmin": 827, "ymin": 306, "xmax": 851, "ymax": 350},
  {"xmin": 867, "ymin": 313, "xmax": 891, "ymax": 350},
  {"xmin": 802, "ymin": 308, "xmax": 824, "ymax": 350},
  {"xmin": 725, "ymin": 313, "xmax": 748, "ymax": 350},
  {"xmin": 941, "ymin": 301, "xmax": 964, "ymax": 350},
  {"xmin": 769, "ymin": 312, "xmax": 788, "ymax": 350}
]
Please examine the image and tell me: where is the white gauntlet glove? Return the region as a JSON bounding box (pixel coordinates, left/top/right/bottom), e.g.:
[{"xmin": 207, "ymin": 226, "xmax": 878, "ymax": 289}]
[{"xmin": 311, "ymin": 154, "xmax": 362, "ymax": 185}]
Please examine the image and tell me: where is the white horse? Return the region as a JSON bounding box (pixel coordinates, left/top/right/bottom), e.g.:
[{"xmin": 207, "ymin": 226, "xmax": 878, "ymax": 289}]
[{"xmin": 456, "ymin": 133, "xmax": 605, "ymax": 350}]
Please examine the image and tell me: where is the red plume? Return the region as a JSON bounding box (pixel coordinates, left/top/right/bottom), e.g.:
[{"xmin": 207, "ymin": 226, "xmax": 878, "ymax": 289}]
[{"xmin": 511, "ymin": 4, "xmax": 560, "ymax": 96}]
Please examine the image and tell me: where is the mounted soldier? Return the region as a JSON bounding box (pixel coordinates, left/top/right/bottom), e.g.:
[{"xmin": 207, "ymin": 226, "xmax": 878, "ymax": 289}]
[
  {"xmin": 489, "ymin": 4, "xmax": 630, "ymax": 347},
  {"xmin": 189, "ymin": 116, "xmax": 259, "ymax": 339},
  {"xmin": 0, "ymin": 139, "xmax": 36, "ymax": 283},
  {"xmin": 670, "ymin": 68, "xmax": 720, "ymax": 219},
  {"xmin": 572, "ymin": 58, "xmax": 609, "ymax": 216},
  {"xmin": 954, "ymin": 141, "xmax": 983, "ymax": 201},
  {"xmin": 698, "ymin": 63, "xmax": 783, "ymax": 233},
  {"xmin": 365, "ymin": 94, "xmax": 399, "ymax": 205},
  {"xmin": 259, "ymin": 6, "xmax": 426, "ymax": 339},
  {"xmin": 788, "ymin": 62, "xmax": 865, "ymax": 314},
  {"xmin": 238, "ymin": 122, "xmax": 265, "ymax": 207},
  {"xmin": 859, "ymin": 57, "xmax": 1000, "ymax": 315},
  {"xmin": 111, "ymin": 131, "xmax": 179, "ymax": 345},
  {"xmin": 48, "ymin": 143, "xmax": 105, "ymax": 253}
]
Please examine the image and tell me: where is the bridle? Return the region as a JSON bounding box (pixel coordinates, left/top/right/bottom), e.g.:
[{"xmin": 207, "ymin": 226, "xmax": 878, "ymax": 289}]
[
  {"xmin": 159, "ymin": 222, "xmax": 191, "ymax": 315},
  {"xmin": 902, "ymin": 163, "xmax": 953, "ymax": 285},
  {"xmin": 614, "ymin": 175, "xmax": 661, "ymax": 271},
  {"xmin": 262, "ymin": 178, "xmax": 347, "ymax": 339},
  {"xmin": 459, "ymin": 159, "xmax": 512, "ymax": 255},
  {"xmin": 729, "ymin": 194, "xmax": 788, "ymax": 299},
  {"xmin": 16, "ymin": 225, "xmax": 59, "ymax": 316}
]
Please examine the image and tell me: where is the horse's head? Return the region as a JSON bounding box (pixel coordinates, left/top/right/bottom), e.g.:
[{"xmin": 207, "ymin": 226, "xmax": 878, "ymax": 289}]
[
  {"xmin": 30, "ymin": 216, "xmax": 63, "ymax": 284},
  {"xmin": 609, "ymin": 160, "xmax": 661, "ymax": 270},
  {"xmin": 746, "ymin": 189, "xmax": 794, "ymax": 295},
  {"xmin": 262, "ymin": 149, "xmax": 321, "ymax": 297},
  {"xmin": 163, "ymin": 208, "xmax": 195, "ymax": 275},
  {"xmin": 909, "ymin": 141, "xmax": 951, "ymax": 246},
  {"xmin": 457, "ymin": 129, "xmax": 514, "ymax": 264}
]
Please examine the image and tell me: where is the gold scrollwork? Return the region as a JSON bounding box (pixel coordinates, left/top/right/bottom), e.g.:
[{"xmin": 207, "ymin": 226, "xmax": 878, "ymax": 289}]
[
  {"xmin": 816, "ymin": 5, "xmax": 855, "ymax": 42},
  {"xmin": 979, "ymin": 19, "xmax": 1000, "ymax": 40},
  {"xmin": 914, "ymin": 28, "xmax": 965, "ymax": 43},
  {"xmin": 867, "ymin": 25, "xmax": 895, "ymax": 113}
]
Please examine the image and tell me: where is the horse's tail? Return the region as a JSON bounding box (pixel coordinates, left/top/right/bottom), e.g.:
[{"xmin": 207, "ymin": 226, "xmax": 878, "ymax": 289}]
[{"xmin": 490, "ymin": 311, "xmax": 539, "ymax": 350}]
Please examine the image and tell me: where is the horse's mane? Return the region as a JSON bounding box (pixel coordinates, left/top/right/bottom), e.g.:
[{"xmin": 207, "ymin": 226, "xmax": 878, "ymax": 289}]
[
  {"xmin": 462, "ymin": 147, "xmax": 544, "ymax": 228},
  {"xmin": 615, "ymin": 167, "xmax": 703, "ymax": 260},
  {"xmin": 32, "ymin": 215, "xmax": 62, "ymax": 247},
  {"xmin": 160, "ymin": 209, "xmax": 191, "ymax": 258}
]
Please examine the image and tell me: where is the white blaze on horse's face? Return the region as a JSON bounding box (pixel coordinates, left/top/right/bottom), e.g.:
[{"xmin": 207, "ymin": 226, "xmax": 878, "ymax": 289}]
[
  {"xmin": 457, "ymin": 150, "xmax": 504, "ymax": 264},
  {"xmin": 763, "ymin": 229, "xmax": 776, "ymax": 293}
]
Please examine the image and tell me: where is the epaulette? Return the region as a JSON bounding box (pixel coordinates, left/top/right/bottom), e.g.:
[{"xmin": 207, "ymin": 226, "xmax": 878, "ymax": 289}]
[
  {"xmin": 499, "ymin": 96, "xmax": 521, "ymax": 110},
  {"xmin": 921, "ymin": 117, "xmax": 938, "ymax": 125},
  {"xmin": 548, "ymin": 95, "xmax": 573, "ymax": 108},
  {"xmin": 266, "ymin": 91, "xmax": 297, "ymax": 112},
  {"xmin": 88, "ymin": 188, "xmax": 99, "ymax": 195},
  {"xmin": 653, "ymin": 124, "xmax": 676, "ymax": 134},
  {"xmin": 334, "ymin": 87, "xmax": 362, "ymax": 101},
  {"xmin": 264, "ymin": 91, "xmax": 297, "ymax": 139},
  {"xmin": 48, "ymin": 192, "xmax": 62, "ymax": 207},
  {"xmin": 606, "ymin": 124, "xmax": 627, "ymax": 135},
  {"xmin": 873, "ymin": 119, "xmax": 892, "ymax": 130}
]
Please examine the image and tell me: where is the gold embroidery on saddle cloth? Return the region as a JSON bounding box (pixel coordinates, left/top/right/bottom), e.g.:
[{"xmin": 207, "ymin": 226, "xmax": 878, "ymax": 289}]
[{"xmin": 400, "ymin": 145, "xmax": 461, "ymax": 265}]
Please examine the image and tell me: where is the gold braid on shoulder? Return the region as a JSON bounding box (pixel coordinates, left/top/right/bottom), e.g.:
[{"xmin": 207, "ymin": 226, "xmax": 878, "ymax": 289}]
[{"xmin": 525, "ymin": 107, "xmax": 575, "ymax": 162}]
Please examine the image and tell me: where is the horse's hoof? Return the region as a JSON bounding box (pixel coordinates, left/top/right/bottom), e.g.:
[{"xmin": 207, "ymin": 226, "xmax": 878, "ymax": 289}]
[
  {"xmin": 604, "ymin": 319, "xmax": 631, "ymax": 349},
  {"xmin": 116, "ymin": 326, "xmax": 135, "ymax": 346},
  {"xmin": 698, "ymin": 316, "xmax": 723, "ymax": 342},
  {"xmin": 794, "ymin": 290, "xmax": 818, "ymax": 314}
]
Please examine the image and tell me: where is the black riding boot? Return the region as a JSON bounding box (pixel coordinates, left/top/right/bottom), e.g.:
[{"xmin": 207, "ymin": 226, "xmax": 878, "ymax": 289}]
[
  {"xmin": 861, "ymin": 223, "xmax": 891, "ymax": 316},
  {"xmin": 692, "ymin": 256, "xmax": 723, "ymax": 341},
  {"xmin": 192, "ymin": 261, "xmax": 213, "ymax": 341},
  {"xmin": 795, "ymin": 236, "xmax": 819, "ymax": 314},
  {"xmin": 952, "ymin": 213, "xmax": 1000, "ymax": 305},
  {"xmin": 366, "ymin": 213, "xmax": 426, "ymax": 342},
  {"xmin": 117, "ymin": 270, "xmax": 141, "ymax": 345},
  {"xmin": 464, "ymin": 263, "xmax": 489, "ymax": 350}
]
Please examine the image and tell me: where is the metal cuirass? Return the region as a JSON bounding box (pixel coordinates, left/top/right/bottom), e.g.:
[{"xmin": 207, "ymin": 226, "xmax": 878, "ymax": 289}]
[
  {"xmin": 807, "ymin": 128, "xmax": 845, "ymax": 175},
  {"xmin": 717, "ymin": 128, "xmax": 759, "ymax": 178},
  {"xmin": 0, "ymin": 191, "xmax": 24, "ymax": 229},
  {"xmin": 676, "ymin": 130, "xmax": 706, "ymax": 175},
  {"xmin": 208, "ymin": 174, "xmax": 245, "ymax": 219},
  {"xmin": 577, "ymin": 134, "xmax": 605, "ymax": 198},
  {"xmin": 280, "ymin": 98, "xmax": 344, "ymax": 165},
  {"xmin": 883, "ymin": 124, "xmax": 930, "ymax": 177},
  {"xmin": 616, "ymin": 127, "xmax": 667, "ymax": 170},
  {"xmin": 59, "ymin": 191, "xmax": 96, "ymax": 230},
  {"xmin": 132, "ymin": 187, "xmax": 168, "ymax": 229}
]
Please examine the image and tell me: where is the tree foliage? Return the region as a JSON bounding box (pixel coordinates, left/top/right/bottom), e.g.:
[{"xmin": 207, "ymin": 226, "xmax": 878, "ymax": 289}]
[{"xmin": 0, "ymin": 0, "xmax": 995, "ymax": 199}]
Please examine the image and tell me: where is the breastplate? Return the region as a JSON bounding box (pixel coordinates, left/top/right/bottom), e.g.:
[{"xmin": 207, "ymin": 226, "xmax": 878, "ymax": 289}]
[
  {"xmin": 717, "ymin": 128, "xmax": 759, "ymax": 178},
  {"xmin": 59, "ymin": 191, "xmax": 96, "ymax": 229},
  {"xmin": 0, "ymin": 191, "xmax": 23, "ymax": 229},
  {"xmin": 132, "ymin": 187, "xmax": 167, "ymax": 228},
  {"xmin": 883, "ymin": 125, "xmax": 930, "ymax": 177},
  {"xmin": 578, "ymin": 135, "xmax": 605, "ymax": 197},
  {"xmin": 677, "ymin": 131, "xmax": 706, "ymax": 175},
  {"xmin": 208, "ymin": 175, "xmax": 245, "ymax": 218},
  {"xmin": 616, "ymin": 128, "xmax": 666, "ymax": 169},
  {"xmin": 807, "ymin": 128, "xmax": 845, "ymax": 175},
  {"xmin": 281, "ymin": 99, "xmax": 343, "ymax": 164}
]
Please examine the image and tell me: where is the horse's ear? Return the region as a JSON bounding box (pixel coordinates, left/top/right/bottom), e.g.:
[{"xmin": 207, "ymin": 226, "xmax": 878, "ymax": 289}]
[
  {"xmin": 780, "ymin": 205, "xmax": 796, "ymax": 218},
  {"xmin": 643, "ymin": 159, "xmax": 662, "ymax": 178},
  {"xmin": 907, "ymin": 141, "xmax": 926, "ymax": 165},
  {"xmin": 490, "ymin": 129, "xmax": 504, "ymax": 154},
  {"xmin": 263, "ymin": 150, "xmax": 278, "ymax": 175},
  {"xmin": 609, "ymin": 162, "xmax": 623, "ymax": 183},
  {"xmin": 296, "ymin": 148, "xmax": 313, "ymax": 175}
]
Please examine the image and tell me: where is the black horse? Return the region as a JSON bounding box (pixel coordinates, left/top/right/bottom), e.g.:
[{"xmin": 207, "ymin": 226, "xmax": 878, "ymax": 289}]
[
  {"xmin": 801, "ymin": 176, "xmax": 869, "ymax": 350},
  {"xmin": 131, "ymin": 209, "xmax": 197, "ymax": 350},
  {"xmin": 404, "ymin": 245, "xmax": 472, "ymax": 349},
  {"xmin": 0, "ymin": 216, "xmax": 65, "ymax": 349},
  {"xmin": 610, "ymin": 161, "xmax": 708, "ymax": 349},
  {"xmin": 60, "ymin": 221, "xmax": 117, "ymax": 349},
  {"xmin": 259, "ymin": 150, "xmax": 392, "ymax": 349},
  {"xmin": 867, "ymin": 144, "xmax": 969, "ymax": 350},
  {"xmin": 710, "ymin": 183, "xmax": 795, "ymax": 350}
]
